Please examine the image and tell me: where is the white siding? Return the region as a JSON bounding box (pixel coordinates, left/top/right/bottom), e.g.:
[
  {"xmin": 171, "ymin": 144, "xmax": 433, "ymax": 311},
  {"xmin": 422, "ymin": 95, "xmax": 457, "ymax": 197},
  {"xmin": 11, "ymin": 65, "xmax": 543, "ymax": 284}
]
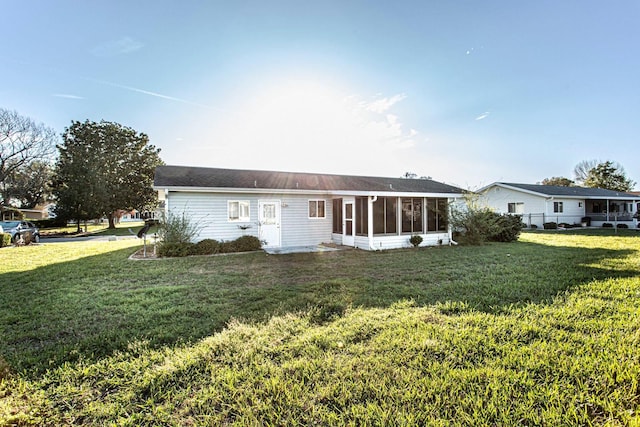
[
  {"xmin": 279, "ymin": 195, "xmax": 333, "ymax": 247},
  {"xmin": 480, "ymin": 186, "xmax": 586, "ymax": 228},
  {"xmin": 543, "ymin": 198, "xmax": 585, "ymax": 225},
  {"xmin": 481, "ymin": 186, "xmax": 546, "ymax": 216},
  {"xmin": 356, "ymin": 232, "xmax": 452, "ymax": 250},
  {"xmin": 167, "ymin": 191, "xmax": 259, "ymax": 242},
  {"xmin": 166, "ymin": 191, "xmax": 333, "ymax": 245}
]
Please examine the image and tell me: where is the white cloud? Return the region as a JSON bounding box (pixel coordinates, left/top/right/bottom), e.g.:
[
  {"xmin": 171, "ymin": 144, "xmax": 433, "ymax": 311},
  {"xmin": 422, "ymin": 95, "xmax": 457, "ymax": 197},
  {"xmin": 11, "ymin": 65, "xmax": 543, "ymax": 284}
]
[
  {"xmin": 362, "ymin": 93, "xmax": 407, "ymax": 114},
  {"xmin": 475, "ymin": 111, "xmax": 490, "ymax": 121},
  {"xmin": 52, "ymin": 93, "xmax": 84, "ymax": 100},
  {"xmin": 90, "ymin": 36, "xmax": 144, "ymax": 57}
]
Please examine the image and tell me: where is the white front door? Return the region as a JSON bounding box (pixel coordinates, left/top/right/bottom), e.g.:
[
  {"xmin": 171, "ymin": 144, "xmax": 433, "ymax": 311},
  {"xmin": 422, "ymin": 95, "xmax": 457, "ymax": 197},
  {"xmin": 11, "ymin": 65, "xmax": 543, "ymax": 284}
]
[
  {"xmin": 259, "ymin": 200, "xmax": 281, "ymax": 247},
  {"xmin": 343, "ymin": 199, "xmax": 355, "ymax": 246}
]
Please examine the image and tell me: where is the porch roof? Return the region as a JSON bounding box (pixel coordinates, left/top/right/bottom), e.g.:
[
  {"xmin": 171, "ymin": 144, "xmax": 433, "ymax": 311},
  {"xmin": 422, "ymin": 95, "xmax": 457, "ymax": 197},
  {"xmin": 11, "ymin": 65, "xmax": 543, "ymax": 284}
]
[{"xmin": 154, "ymin": 165, "xmax": 464, "ymax": 195}]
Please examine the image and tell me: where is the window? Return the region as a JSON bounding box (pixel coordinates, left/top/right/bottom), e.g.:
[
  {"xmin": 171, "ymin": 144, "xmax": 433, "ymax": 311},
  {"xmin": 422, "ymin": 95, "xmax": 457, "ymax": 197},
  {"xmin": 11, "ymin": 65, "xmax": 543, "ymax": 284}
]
[
  {"xmin": 427, "ymin": 198, "xmax": 449, "ymax": 231},
  {"xmin": 373, "ymin": 197, "xmax": 397, "ymax": 235},
  {"xmin": 308, "ymin": 200, "xmax": 326, "ymax": 219},
  {"xmin": 553, "ymin": 201, "xmax": 563, "ymax": 213},
  {"xmin": 355, "ymin": 197, "xmax": 368, "ymax": 236},
  {"xmin": 332, "ymin": 199, "xmax": 342, "ymax": 233},
  {"xmin": 507, "ymin": 202, "xmax": 524, "ymax": 214},
  {"xmin": 401, "ymin": 198, "xmax": 423, "ymax": 233},
  {"xmin": 228, "ymin": 201, "xmax": 250, "ymax": 221}
]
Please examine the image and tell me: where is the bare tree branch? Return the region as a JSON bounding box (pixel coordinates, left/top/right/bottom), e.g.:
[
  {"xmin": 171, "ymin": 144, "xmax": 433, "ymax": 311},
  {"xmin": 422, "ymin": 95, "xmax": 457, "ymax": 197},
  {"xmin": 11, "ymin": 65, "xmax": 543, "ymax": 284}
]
[{"xmin": 0, "ymin": 109, "xmax": 58, "ymax": 184}]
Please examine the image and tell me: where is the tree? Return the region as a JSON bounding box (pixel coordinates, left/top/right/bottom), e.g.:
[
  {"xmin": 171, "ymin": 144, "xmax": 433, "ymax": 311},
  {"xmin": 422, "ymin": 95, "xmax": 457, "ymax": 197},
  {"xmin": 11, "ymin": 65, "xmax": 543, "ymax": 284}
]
[
  {"xmin": 541, "ymin": 177, "xmax": 574, "ymax": 186},
  {"xmin": 402, "ymin": 172, "xmax": 432, "ymax": 179},
  {"xmin": 0, "ymin": 108, "xmax": 58, "ymax": 206},
  {"xmin": 3, "ymin": 161, "xmax": 53, "ymax": 208},
  {"xmin": 573, "ymin": 159, "xmax": 599, "ymax": 186},
  {"xmin": 53, "ymin": 120, "xmax": 163, "ymax": 230},
  {"xmin": 582, "ymin": 160, "xmax": 635, "ymax": 192}
]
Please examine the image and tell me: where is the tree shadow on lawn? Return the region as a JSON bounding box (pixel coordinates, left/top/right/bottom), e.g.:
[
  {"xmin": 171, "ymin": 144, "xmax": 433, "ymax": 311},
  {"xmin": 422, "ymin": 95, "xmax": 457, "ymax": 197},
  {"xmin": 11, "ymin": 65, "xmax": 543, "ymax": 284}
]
[{"xmin": 0, "ymin": 241, "xmax": 636, "ymax": 376}]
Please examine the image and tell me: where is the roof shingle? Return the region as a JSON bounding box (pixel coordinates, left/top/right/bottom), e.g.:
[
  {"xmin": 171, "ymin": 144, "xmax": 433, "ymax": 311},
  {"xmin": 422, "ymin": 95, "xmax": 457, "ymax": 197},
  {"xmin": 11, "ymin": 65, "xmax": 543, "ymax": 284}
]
[
  {"xmin": 154, "ymin": 165, "xmax": 464, "ymax": 194},
  {"xmin": 498, "ymin": 182, "xmax": 638, "ymax": 198}
]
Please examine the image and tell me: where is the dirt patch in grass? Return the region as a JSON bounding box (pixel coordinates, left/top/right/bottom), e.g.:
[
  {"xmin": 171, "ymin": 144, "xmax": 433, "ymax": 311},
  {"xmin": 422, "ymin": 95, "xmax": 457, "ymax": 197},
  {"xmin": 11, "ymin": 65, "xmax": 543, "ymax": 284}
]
[{"xmin": 129, "ymin": 246, "xmax": 159, "ymax": 260}]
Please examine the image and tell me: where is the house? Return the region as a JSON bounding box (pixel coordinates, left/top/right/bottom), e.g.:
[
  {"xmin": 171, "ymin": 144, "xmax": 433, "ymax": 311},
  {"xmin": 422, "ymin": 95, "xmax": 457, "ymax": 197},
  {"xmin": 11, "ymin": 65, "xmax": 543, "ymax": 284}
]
[
  {"xmin": 479, "ymin": 182, "xmax": 640, "ymax": 228},
  {"xmin": 153, "ymin": 165, "xmax": 465, "ymax": 251},
  {"xmin": 0, "ymin": 203, "xmax": 54, "ymax": 220},
  {"xmin": 115, "ymin": 209, "xmax": 160, "ymax": 223}
]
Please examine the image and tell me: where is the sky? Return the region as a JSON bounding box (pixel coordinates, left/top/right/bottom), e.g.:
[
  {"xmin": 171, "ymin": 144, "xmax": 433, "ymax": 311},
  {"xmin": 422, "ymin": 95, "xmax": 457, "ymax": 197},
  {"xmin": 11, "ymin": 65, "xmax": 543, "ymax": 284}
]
[{"xmin": 1, "ymin": 1, "xmax": 639, "ymax": 190}]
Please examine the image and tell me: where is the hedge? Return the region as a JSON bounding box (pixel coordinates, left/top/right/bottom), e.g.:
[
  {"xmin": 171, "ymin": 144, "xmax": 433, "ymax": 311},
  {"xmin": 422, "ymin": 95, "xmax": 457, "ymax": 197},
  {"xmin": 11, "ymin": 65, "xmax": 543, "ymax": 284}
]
[{"xmin": 158, "ymin": 235, "xmax": 262, "ymax": 258}]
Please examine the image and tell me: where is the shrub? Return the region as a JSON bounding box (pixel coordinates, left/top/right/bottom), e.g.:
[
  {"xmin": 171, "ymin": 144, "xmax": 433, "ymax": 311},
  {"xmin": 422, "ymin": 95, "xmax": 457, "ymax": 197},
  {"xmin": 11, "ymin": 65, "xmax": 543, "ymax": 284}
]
[
  {"xmin": 617, "ymin": 223, "xmax": 629, "ymax": 229},
  {"xmin": 0, "ymin": 234, "xmax": 11, "ymax": 248},
  {"xmin": 158, "ymin": 211, "xmax": 202, "ymax": 245},
  {"xmin": 449, "ymin": 199, "xmax": 523, "ymax": 245},
  {"xmin": 529, "ymin": 224, "xmax": 538, "ymax": 229},
  {"xmin": 157, "ymin": 242, "xmax": 196, "ymax": 258},
  {"xmin": 157, "ymin": 211, "xmax": 202, "ymax": 256},
  {"xmin": 194, "ymin": 239, "xmax": 221, "ymax": 255},
  {"xmin": 543, "ymin": 222, "xmax": 557, "ymax": 230},
  {"xmin": 602, "ymin": 223, "xmax": 613, "ymax": 228},
  {"xmin": 409, "ymin": 235, "xmax": 423, "ymax": 247},
  {"xmin": 158, "ymin": 235, "xmax": 262, "ymax": 257},
  {"xmin": 221, "ymin": 235, "xmax": 262, "ymax": 253},
  {"xmin": 32, "ymin": 217, "xmax": 68, "ymax": 228},
  {"xmin": 488, "ymin": 214, "xmax": 524, "ymax": 242}
]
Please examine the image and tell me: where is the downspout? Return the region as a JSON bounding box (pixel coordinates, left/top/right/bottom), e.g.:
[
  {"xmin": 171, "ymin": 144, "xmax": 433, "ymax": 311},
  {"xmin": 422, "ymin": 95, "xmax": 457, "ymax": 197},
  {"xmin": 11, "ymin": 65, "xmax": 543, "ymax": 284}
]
[{"xmin": 369, "ymin": 195, "xmax": 377, "ymax": 250}]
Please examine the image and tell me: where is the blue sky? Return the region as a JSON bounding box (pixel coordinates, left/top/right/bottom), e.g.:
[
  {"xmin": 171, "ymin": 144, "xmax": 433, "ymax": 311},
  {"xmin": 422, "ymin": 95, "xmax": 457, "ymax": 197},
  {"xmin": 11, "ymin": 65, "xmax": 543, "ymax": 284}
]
[{"xmin": 2, "ymin": 1, "xmax": 639, "ymax": 189}]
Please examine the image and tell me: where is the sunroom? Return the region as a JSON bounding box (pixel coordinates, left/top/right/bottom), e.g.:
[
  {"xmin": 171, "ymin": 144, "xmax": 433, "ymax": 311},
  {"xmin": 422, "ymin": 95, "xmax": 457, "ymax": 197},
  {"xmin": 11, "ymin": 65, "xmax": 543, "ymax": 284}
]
[{"xmin": 330, "ymin": 195, "xmax": 455, "ymax": 250}]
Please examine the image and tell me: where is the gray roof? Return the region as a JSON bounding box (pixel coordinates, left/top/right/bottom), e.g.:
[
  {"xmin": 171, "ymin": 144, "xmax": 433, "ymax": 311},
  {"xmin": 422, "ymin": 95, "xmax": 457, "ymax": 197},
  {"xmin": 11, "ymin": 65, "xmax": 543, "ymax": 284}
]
[
  {"xmin": 154, "ymin": 165, "xmax": 464, "ymax": 195},
  {"xmin": 498, "ymin": 182, "xmax": 639, "ymax": 199}
]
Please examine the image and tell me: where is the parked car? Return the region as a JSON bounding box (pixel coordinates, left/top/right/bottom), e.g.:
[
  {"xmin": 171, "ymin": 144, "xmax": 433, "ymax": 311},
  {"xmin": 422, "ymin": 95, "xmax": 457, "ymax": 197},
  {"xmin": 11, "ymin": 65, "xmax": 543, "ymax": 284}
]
[{"xmin": 0, "ymin": 220, "xmax": 40, "ymax": 244}]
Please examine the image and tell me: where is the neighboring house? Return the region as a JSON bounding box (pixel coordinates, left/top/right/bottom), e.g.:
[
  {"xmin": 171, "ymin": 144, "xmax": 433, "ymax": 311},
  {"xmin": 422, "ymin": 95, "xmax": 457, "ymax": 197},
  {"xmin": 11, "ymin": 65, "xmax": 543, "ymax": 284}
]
[
  {"xmin": 116, "ymin": 209, "xmax": 159, "ymax": 222},
  {"xmin": 153, "ymin": 165, "xmax": 465, "ymax": 251},
  {"xmin": 479, "ymin": 182, "xmax": 640, "ymax": 228},
  {"xmin": 0, "ymin": 203, "xmax": 53, "ymax": 220}
]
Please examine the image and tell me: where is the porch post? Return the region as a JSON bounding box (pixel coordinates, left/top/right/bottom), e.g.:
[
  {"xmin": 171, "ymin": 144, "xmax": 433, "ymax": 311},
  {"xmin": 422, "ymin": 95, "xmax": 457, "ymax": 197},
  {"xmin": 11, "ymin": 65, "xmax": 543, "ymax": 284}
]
[{"xmin": 368, "ymin": 196, "xmax": 376, "ymax": 250}]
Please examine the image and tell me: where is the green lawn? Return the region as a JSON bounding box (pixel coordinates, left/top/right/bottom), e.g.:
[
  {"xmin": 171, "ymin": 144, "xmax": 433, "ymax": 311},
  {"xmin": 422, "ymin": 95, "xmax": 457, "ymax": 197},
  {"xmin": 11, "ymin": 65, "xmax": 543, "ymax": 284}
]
[
  {"xmin": 1, "ymin": 231, "xmax": 639, "ymax": 425},
  {"xmin": 41, "ymin": 220, "xmax": 152, "ymax": 237}
]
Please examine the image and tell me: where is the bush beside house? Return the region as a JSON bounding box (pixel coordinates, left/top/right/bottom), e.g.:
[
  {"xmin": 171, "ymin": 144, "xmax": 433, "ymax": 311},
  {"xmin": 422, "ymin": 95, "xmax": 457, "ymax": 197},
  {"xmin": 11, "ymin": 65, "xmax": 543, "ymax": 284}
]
[
  {"xmin": 450, "ymin": 202, "xmax": 524, "ymax": 245},
  {"xmin": 157, "ymin": 212, "xmax": 262, "ymax": 257},
  {"xmin": 158, "ymin": 236, "xmax": 262, "ymax": 257}
]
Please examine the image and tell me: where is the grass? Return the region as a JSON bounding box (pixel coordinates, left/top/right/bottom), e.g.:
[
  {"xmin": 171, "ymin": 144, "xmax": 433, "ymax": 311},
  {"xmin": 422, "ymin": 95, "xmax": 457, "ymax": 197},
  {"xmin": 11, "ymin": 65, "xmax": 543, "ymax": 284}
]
[
  {"xmin": 41, "ymin": 221, "xmax": 153, "ymax": 237},
  {"xmin": 1, "ymin": 230, "xmax": 639, "ymax": 425}
]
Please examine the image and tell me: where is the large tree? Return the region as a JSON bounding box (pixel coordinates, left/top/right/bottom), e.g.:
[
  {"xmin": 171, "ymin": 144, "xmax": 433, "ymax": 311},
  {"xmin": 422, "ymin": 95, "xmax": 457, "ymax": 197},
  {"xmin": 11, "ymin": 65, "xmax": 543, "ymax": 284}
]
[
  {"xmin": 541, "ymin": 176, "xmax": 574, "ymax": 186},
  {"xmin": 3, "ymin": 160, "xmax": 53, "ymax": 208},
  {"xmin": 53, "ymin": 120, "xmax": 163, "ymax": 229},
  {"xmin": 0, "ymin": 108, "xmax": 58, "ymax": 207},
  {"xmin": 573, "ymin": 159, "xmax": 599, "ymax": 186},
  {"xmin": 582, "ymin": 160, "xmax": 635, "ymax": 192}
]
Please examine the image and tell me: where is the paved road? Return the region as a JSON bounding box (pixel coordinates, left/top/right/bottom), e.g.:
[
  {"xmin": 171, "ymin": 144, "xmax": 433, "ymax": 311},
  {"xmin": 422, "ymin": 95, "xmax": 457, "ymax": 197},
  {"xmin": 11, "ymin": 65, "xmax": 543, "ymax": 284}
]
[{"xmin": 40, "ymin": 235, "xmax": 141, "ymax": 243}]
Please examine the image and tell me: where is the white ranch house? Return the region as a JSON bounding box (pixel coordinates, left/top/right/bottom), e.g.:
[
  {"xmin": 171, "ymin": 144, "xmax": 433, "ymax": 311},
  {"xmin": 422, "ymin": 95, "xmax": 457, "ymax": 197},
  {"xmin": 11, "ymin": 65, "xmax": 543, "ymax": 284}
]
[
  {"xmin": 153, "ymin": 165, "xmax": 464, "ymax": 251},
  {"xmin": 479, "ymin": 182, "xmax": 640, "ymax": 228}
]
